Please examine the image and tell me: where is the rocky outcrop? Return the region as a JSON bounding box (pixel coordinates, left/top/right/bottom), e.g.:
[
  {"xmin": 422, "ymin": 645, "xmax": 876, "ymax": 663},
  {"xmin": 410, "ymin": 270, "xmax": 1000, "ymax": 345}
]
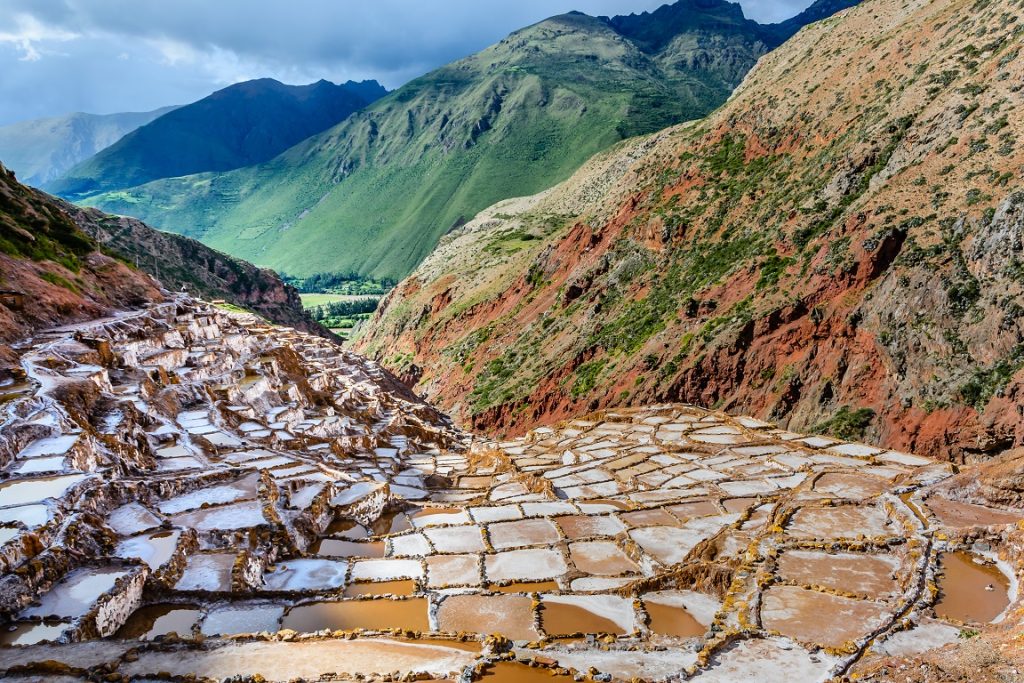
[{"xmin": 358, "ymin": 0, "xmax": 1024, "ymax": 462}]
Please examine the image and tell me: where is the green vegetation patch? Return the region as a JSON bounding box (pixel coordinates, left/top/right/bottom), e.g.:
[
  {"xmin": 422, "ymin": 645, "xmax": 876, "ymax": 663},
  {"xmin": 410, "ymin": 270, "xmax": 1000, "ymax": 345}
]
[
  {"xmin": 571, "ymin": 358, "xmax": 608, "ymax": 398},
  {"xmin": 812, "ymin": 406, "xmax": 876, "ymax": 441},
  {"xmin": 958, "ymin": 345, "xmax": 1024, "ymax": 409}
]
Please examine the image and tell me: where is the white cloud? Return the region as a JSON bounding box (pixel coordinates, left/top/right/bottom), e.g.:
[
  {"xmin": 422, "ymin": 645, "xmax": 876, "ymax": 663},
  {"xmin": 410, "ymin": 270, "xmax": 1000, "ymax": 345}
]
[{"xmin": 0, "ymin": 13, "xmax": 77, "ymax": 61}]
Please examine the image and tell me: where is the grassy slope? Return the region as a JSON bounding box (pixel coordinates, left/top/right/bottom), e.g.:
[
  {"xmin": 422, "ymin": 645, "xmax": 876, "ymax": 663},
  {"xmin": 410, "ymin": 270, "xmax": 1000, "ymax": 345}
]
[{"xmin": 83, "ymin": 9, "xmax": 765, "ymax": 280}]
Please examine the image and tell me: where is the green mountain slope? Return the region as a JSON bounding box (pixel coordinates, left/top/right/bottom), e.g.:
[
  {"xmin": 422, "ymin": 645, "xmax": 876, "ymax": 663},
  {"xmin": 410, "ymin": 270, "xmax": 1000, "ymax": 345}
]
[
  {"xmin": 0, "ymin": 107, "xmax": 177, "ymax": 187},
  {"xmin": 82, "ymin": 0, "xmax": 856, "ymax": 281},
  {"xmin": 49, "ymin": 79, "xmax": 386, "ymax": 200}
]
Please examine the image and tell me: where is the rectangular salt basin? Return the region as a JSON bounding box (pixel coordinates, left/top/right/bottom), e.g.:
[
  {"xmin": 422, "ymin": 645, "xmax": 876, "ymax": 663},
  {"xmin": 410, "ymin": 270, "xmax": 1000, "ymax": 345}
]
[
  {"xmin": 157, "ymin": 473, "xmax": 261, "ymax": 514},
  {"xmin": 171, "ymin": 500, "xmax": 266, "ymax": 531},
  {"xmin": 157, "ymin": 457, "xmax": 204, "ymax": 472},
  {"xmin": 16, "ymin": 435, "xmax": 79, "ymax": 459},
  {"xmin": 21, "ymin": 567, "xmax": 129, "ymax": 618},
  {"xmin": 11, "ymin": 455, "xmax": 67, "ymax": 474},
  {"xmin": 262, "ymin": 559, "xmax": 348, "ymax": 591},
  {"xmin": 0, "ymin": 504, "xmax": 51, "ymax": 528},
  {"xmin": 0, "ymin": 474, "xmax": 88, "ymax": 506},
  {"xmin": 175, "ymin": 553, "xmax": 236, "ymax": 591},
  {"xmin": 115, "ymin": 531, "xmax": 181, "ymax": 570}
]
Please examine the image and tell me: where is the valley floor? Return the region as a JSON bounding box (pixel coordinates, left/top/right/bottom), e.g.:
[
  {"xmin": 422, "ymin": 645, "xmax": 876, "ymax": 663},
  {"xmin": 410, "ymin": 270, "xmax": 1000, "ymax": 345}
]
[{"xmin": 0, "ymin": 299, "xmax": 1022, "ymax": 682}]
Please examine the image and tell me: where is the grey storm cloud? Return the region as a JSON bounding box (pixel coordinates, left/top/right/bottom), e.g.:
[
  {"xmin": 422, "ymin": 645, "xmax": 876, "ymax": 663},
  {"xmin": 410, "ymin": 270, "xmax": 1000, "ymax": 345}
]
[{"xmin": 0, "ymin": 0, "xmax": 813, "ymax": 125}]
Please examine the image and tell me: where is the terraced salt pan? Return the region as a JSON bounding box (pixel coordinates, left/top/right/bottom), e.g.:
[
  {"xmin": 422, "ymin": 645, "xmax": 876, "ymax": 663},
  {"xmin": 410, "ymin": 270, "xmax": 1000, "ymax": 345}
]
[
  {"xmin": 117, "ymin": 604, "xmax": 202, "ymax": 640},
  {"xmin": 692, "ymin": 637, "xmax": 836, "ymax": 681},
  {"xmin": 121, "ymin": 639, "xmax": 478, "ymax": 680},
  {"xmin": 437, "ymin": 594, "xmax": 540, "ymax": 640},
  {"xmin": 0, "ymin": 621, "xmax": 68, "ymax": 646},
  {"xmin": 262, "ymin": 559, "xmax": 347, "ymax": 591},
  {"xmin": 0, "ymin": 474, "xmax": 88, "ymax": 507},
  {"xmin": 175, "ymin": 553, "xmax": 236, "ymax": 591},
  {"xmin": 873, "ymin": 619, "xmax": 961, "ymax": 656},
  {"xmin": 540, "ymin": 594, "xmax": 636, "ymax": 634},
  {"xmin": 11, "ymin": 455, "xmax": 67, "ymax": 475},
  {"xmin": 643, "ymin": 590, "xmax": 722, "ymax": 627},
  {"xmin": 569, "ymin": 540, "xmax": 639, "ymax": 575},
  {"xmin": 0, "ymin": 504, "xmax": 50, "ymax": 528},
  {"xmin": 517, "ymin": 646, "xmax": 700, "ymax": 681},
  {"xmin": 786, "ymin": 505, "xmax": 893, "ymax": 539},
  {"xmin": 115, "ymin": 530, "xmax": 181, "ymax": 570},
  {"xmin": 157, "ymin": 473, "xmax": 260, "ymax": 514},
  {"xmin": 426, "ymin": 554, "xmax": 481, "ymax": 587},
  {"xmin": 488, "ymin": 518, "xmax": 560, "ymax": 549},
  {"xmin": 16, "ymin": 435, "xmax": 78, "ymax": 459},
  {"xmin": 21, "ymin": 567, "xmax": 129, "ymax": 619},
  {"xmin": 170, "ymin": 500, "xmax": 266, "ymax": 531},
  {"xmin": 105, "ymin": 503, "xmax": 162, "ymax": 536},
  {"xmin": 283, "ymin": 599, "xmax": 429, "ymax": 632},
  {"xmin": 350, "ymin": 558, "xmax": 424, "ymax": 581},
  {"xmin": 629, "ymin": 514, "xmax": 738, "ymax": 565},
  {"xmin": 760, "ymin": 585, "xmax": 891, "ymax": 648},
  {"xmin": 201, "ymin": 605, "xmax": 284, "ymax": 636},
  {"xmin": 424, "ymin": 524, "xmax": 485, "ymax": 553},
  {"xmin": 485, "ymin": 548, "xmax": 567, "ymax": 582},
  {"xmin": 775, "ymin": 550, "xmax": 901, "ymax": 598}
]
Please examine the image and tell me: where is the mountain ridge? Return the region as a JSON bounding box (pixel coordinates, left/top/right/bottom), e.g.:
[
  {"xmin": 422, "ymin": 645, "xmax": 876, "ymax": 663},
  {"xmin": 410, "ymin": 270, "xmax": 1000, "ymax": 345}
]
[
  {"xmin": 48, "ymin": 78, "xmax": 387, "ymax": 200},
  {"xmin": 76, "ymin": 0, "xmax": 858, "ymax": 281},
  {"xmin": 0, "ymin": 107, "xmax": 178, "ymax": 187}
]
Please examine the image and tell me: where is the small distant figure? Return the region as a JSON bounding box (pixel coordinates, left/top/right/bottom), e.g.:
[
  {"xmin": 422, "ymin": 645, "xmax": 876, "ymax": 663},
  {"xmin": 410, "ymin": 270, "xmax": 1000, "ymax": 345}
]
[{"xmin": 985, "ymin": 583, "xmax": 995, "ymax": 591}]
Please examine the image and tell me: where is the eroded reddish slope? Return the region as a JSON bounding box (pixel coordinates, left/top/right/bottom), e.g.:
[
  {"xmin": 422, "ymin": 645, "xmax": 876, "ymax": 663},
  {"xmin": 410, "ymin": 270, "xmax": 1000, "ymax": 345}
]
[{"xmin": 358, "ymin": 0, "xmax": 1024, "ymax": 461}]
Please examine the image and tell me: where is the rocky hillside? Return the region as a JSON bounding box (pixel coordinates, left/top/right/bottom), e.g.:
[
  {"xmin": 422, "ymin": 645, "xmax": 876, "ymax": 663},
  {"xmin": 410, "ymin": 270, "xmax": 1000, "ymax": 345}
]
[
  {"xmin": 0, "ymin": 162, "xmax": 320, "ymax": 358},
  {"xmin": 65, "ymin": 204, "xmax": 323, "ymax": 335},
  {"xmin": 79, "ymin": 0, "xmax": 856, "ymax": 281},
  {"xmin": 0, "ymin": 162, "xmax": 162, "ymax": 356},
  {"xmin": 0, "ymin": 107, "xmax": 178, "ymax": 187},
  {"xmin": 358, "ymin": 0, "xmax": 1024, "ymax": 461},
  {"xmin": 48, "ymin": 79, "xmax": 386, "ymax": 200}
]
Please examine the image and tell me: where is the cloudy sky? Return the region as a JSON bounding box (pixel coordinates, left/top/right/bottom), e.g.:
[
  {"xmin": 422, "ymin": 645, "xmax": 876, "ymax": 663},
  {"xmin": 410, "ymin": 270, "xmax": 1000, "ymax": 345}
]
[{"xmin": 0, "ymin": 0, "xmax": 813, "ymax": 126}]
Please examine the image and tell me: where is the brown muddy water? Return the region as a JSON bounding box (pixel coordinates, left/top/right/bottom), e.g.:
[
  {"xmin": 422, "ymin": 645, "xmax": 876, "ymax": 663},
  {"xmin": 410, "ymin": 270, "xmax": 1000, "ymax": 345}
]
[
  {"xmin": 344, "ymin": 580, "xmax": 417, "ymax": 597},
  {"xmin": 117, "ymin": 604, "xmax": 203, "ymax": 639},
  {"xmin": 366, "ymin": 508, "xmax": 413, "ymax": 536},
  {"xmin": 475, "ymin": 662, "xmax": 582, "ymax": 682},
  {"xmin": 934, "ymin": 552, "xmax": 1011, "ymax": 624},
  {"xmin": 314, "ymin": 539, "xmax": 386, "ymax": 558},
  {"xmin": 282, "ymin": 598, "xmax": 430, "ymax": 632},
  {"xmin": 326, "ymin": 518, "xmax": 369, "ymax": 539},
  {"xmin": 644, "ymin": 601, "xmax": 706, "ymax": 638},
  {"xmin": 540, "ymin": 602, "xmax": 625, "ymax": 636},
  {"xmin": 0, "ymin": 621, "xmax": 68, "ymax": 646},
  {"xmin": 488, "ymin": 581, "xmax": 560, "ymax": 593}
]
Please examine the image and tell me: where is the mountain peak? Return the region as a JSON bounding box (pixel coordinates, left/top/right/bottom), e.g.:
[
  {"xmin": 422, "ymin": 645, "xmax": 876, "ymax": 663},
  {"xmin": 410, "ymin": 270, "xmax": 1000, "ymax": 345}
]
[{"xmin": 604, "ymin": 0, "xmax": 759, "ymax": 52}]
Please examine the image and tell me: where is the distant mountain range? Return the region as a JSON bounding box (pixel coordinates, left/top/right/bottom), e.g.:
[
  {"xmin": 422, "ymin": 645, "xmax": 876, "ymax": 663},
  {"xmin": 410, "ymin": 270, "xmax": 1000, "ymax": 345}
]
[
  {"xmin": 47, "ymin": 78, "xmax": 387, "ymax": 200},
  {"xmin": 70, "ymin": 0, "xmax": 858, "ymax": 281},
  {"xmin": 0, "ymin": 107, "xmax": 177, "ymax": 187}
]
